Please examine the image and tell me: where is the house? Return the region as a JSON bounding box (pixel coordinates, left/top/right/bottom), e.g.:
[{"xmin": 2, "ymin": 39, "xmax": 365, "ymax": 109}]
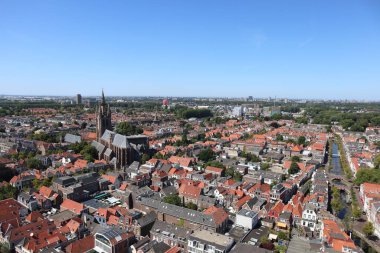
[
  {"xmin": 168, "ymin": 156, "xmax": 195, "ymax": 170},
  {"xmin": 150, "ymin": 220, "xmax": 191, "ymax": 251},
  {"xmin": 320, "ymin": 219, "xmax": 359, "ymax": 253},
  {"xmin": 268, "ymin": 201, "xmax": 284, "ymax": 220},
  {"xmin": 65, "ymin": 235, "xmax": 95, "ymax": 253},
  {"xmin": 17, "ymin": 192, "xmax": 38, "ymax": 211},
  {"xmin": 205, "ymin": 166, "xmax": 225, "ymax": 177},
  {"xmin": 94, "ymin": 227, "xmax": 135, "ymax": 253},
  {"xmin": 276, "ymin": 211, "xmax": 292, "ymax": 231},
  {"xmin": 187, "ymin": 230, "xmax": 234, "ymax": 253},
  {"xmin": 178, "ymin": 184, "xmax": 202, "ymax": 205},
  {"xmin": 302, "ymin": 204, "xmax": 318, "ymax": 232},
  {"xmin": 61, "ymin": 199, "xmax": 88, "ymax": 215},
  {"xmin": 270, "ymin": 184, "xmax": 288, "ymax": 203},
  {"xmin": 236, "ymin": 209, "xmax": 259, "ymax": 230}
]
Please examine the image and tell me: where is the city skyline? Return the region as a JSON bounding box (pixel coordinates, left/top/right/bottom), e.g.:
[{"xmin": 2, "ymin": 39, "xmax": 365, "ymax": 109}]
[{"xmin": 0, "ymin": 1, "xmax": 379, "ymax": 99}]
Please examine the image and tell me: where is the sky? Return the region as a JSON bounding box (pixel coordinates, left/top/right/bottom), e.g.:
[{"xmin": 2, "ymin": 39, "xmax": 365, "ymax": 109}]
[{"xmin": 0, "ymin": 1, "xmax": 379, "ymax": 99}]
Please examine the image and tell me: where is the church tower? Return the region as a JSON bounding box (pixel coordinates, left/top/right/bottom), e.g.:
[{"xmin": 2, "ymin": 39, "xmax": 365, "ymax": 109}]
[{"xmin": 96, "ymin": 90, "xmax": 112, "ymax": 141}]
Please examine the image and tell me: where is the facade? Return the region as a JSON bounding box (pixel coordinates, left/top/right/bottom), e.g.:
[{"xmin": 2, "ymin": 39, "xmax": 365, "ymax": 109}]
[
  {"xmin": 302, "ymin": 205, "xmax": 318, "ymax": 232},
  {"xmin": 236, "ymin": 209, "xmax": 259, "ymax": 230}
]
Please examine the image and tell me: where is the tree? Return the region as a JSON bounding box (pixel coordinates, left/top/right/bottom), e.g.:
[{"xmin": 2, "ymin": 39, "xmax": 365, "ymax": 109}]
[
  {"xmin": 276, "ymin": 134, "xmax": 284, "ymax": 141},
  {"xmin": 205, "ymin": 161, "xmax": 225, "ymax": 169},
  {"xmin": 291, "ymin": 156, "xmax": 301, "ymax": 162},
  {"xmin": 277, "ymin": 231, "xmax": 288, "ymax": 241},
  {"xmin": 81, "ymin": 122, "xmax": 87, "ymax": 129},
  {"xmin": 27, "ymin": 158, "xmax": 43, "ymax": 170},
  {"xmin": 163, "ymin": 195, "xmax": 182, "ymax": 206},
  {"xmin": 298, "ymin": 136, "xmax": 306, "ymax": 145},
  {"xmin": 199, "ymin": 148, "xmax": 215, "ymax": 162},
  {"xmin": 0, "ymin": 243, "xmax": 10, "ymax": 253},
  {"xmin": 185, "ymin": 202, "xmax": 197, "ymax": 210},
  {"xmin": 288, "ymin": 162, "xmax": 300, "ymax": 174},
  {"xmin": 354, "ymin": 168, "xmax": 380, "ymax": 185},
  {"xmin": 363, "ymin": 222, "xmax": 374, "ymax": 237},
  {"xmin": 80, "ymin": 145, "xmax": 98, "ymax": 162},
  {"xmin": 141, "ymin": 154, "xmax": 150, "ymax": 164},
  {"xmin": 233, "ymin": 171, "xmax": 243, "ymax": 182},
  {"xmin": 0, "ymin": 164, "xmax": 15, "ymax": 182},
  {"xmin": 241, "ymin": 152, "xmax": 260, "ymax": 162},
  {"xmin": 259, "ymin": 236, "xmax": 269, "ymax": 245},
  {"xmin": 374, "ymin": 153, "xmax": 380, "ymax": 169},
  {"xmin": 352, "ymin": 206, "xmax": 361, "ymax": 220},
  {"xmin": 0, "ymin": 184, "xmax": 17, "ymax": 201},
  {"xmin": 270, "ymin": 122, "xmax": 280, "ymax": 128},
  {"xmin": 214, "ymin": 132, "xmax": 222, "ymax": 139},
  {"xmin": 115, "ymin": 122, "xmax": 143, "ymax": 136},
  {"xmin": 261, "ymin": 163, "xmax": 270, "ymax": 170}
]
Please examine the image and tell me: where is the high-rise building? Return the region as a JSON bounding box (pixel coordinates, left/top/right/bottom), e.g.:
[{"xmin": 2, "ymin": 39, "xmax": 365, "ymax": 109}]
[
  {"xmin": 76, "ymin": 94, "xmax": 82, "ymax": 105},
  {"xmin": 96, "ymin": 90, "xmax": 112, "ymax": 141}
]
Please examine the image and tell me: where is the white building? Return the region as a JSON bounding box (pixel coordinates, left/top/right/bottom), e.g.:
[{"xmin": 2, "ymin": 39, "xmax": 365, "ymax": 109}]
[
  {"xmin": 236, "ymin": 209, "xmax": 259, "ymax": 230},
  {"xmin": 188, "ymin": 230, "xmax": 234, "ymax": 253},
  {"xmin": 301, "ymin": 204, "xmax": 318, "ymax": 232}
]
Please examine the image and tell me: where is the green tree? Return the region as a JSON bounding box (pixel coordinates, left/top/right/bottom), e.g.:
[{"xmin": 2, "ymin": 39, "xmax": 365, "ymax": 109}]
[
  {"xmin": 374, "ymin": 154, "xmax": 380, "ymax": 169},
  {"xmin": 363, "ymin": 222, "xmax": 374, "ymax": 237},
  {"xmin": 291, "ymin": 156, "xmax": 300, "ymax": 162},
  {"xmin": 0, "ymin": 184, "xmax": 17, "ymax": 201},
  {"xmin": 185, "ymin": 202, "xmax": 197, "ymax": 210},
  {"xmin": 261, "ymin": 163, "xmax": 270, "ymax": 170},
  {"xmin": 298, "ymin": 136, "xmax": 306, "ymax": 145},
  {"xmin": 27, "ymin": 158, "xmax": 43, "ymax": 170},
  {"xmin": 80, "ymin": 122, "xmax": 87, "ymax": 129},
  {"xmin": 352, "ymin": 206, "xmax": 361, "ymax": 220},
  {"xmin": 115, "ymin": 122, "xmax": 143, "ymax": 136},
  {"xmin": 141, "ymin": 154, "xmax": 150, "ymax": 164},
  {"xmin": 233, "ymin": 171, "xmax": 243, "ymax": 182},
  {"xmin": 199, "ymin": 148, "xmax": 215, "ymax": 162},
  {"xmin": 288, "ymin": 162, "xmax": 300, "ymax": 174},
  {"xmin": 276, "ymin": 134, "xmax": 284, "ymax": 141},
  {"xmin": 214, "ymin": 132, "xmax": 222, "ymax": 139},
  {"xmin": 354, "ymin": 169, "xmax": 380, "ymax": 185},
  {"xmin": 163, "ymin": 195, "xmax": 182, "ymax": 206},
  {"xmin": 0, "ymin": 164, "xmax": 15, "ymax": 182},
  {"xmin": 0, "ymin": 243, "xmax": 11, "ymax": 253},
  {"xmin": 205, "ymin": 161, "xmax": 225, "ymax": 169},
  {"xmin": 277, "ymin": 231, "xmax": 288, "ymax": 241}
]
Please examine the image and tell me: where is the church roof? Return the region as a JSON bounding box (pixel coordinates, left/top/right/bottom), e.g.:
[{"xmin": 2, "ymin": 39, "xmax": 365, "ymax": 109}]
[
  {"xmin": 112, "ymin": 134, "xmax": 130, "ymax": 148},
  {"xmin": 104, "ymin": 148, "xmax": 113, "ymax": 156},
  {"xmin": 91, "ymin": 141, "xmax": 106, "ymax": 153},
  {"xmin": 101, "ymin": 130, "xmax": 115, "ymax": 142}
]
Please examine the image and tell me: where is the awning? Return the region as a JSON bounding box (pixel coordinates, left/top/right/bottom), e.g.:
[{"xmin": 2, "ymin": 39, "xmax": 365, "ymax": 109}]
[{"xmin": 276, "ymin": 222, "xmax": 287, "ymax": 228}]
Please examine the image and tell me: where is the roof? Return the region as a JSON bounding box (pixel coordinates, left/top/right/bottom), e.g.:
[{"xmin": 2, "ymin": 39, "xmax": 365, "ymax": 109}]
[
  {"xmin": 112, "ymin": 134, "xmax": 130, "ymax": 148},
  {"xmin": 189, "ymin": 230, "xmax": 234, "ymax": 248},
  {"xmin": 65, "ymin": 235, "xmax": 94, "ymax": 253},
  {"xmin": 178, "ymin": 184, "xmax": 201, "ymax": 199},
  {"xmin": 61, "ymin": 199, "xmax": 85, "ymax": 215},
  {"xmin": 139, "ymin": 197, "xmax": 227, "ymax": 228}
]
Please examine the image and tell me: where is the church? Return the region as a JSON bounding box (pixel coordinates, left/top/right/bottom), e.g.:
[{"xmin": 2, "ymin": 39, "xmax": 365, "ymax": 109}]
[{"xmin": 91, "ymin": 91, "xmax": 149, "ymax": 169}]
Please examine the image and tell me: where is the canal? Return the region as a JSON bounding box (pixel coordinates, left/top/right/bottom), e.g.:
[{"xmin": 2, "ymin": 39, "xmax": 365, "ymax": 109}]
[
  {"xmin": 329, "ymin": 141, "xmax": 377, "ymax": 253},
  {"xmin": 330, "ymin": 142, "xmax": 349, "ymax": 219}
]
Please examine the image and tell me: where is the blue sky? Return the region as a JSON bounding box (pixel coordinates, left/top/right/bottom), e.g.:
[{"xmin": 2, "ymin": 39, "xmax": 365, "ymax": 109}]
[{"xmin": 0, "ymin": 0, "xmax": 379, "ymax": 99}]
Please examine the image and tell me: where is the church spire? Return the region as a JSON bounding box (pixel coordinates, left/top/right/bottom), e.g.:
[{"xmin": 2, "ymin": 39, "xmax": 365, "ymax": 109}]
[{"xmin": 101, "ymin": 89, "xmax": 106, "ymax": 105}]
